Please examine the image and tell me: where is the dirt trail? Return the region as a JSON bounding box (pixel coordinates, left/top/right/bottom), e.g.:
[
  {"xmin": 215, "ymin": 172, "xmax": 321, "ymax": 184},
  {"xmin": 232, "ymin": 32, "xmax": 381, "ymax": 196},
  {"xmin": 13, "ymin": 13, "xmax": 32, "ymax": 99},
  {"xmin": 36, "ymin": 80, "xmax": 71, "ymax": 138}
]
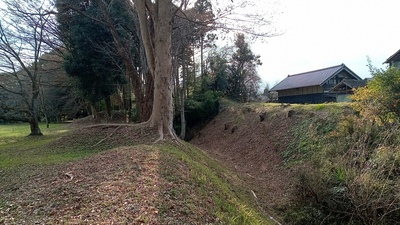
[{"xmin": 191, "ymin": 104, "xmax": 297, "ymax": 211}]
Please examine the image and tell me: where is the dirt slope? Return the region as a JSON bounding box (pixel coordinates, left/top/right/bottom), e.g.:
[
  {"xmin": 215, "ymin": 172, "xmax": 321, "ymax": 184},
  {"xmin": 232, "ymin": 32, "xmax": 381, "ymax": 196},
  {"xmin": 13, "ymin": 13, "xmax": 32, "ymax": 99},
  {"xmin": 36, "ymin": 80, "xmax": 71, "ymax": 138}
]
[
  {"xmin": 1, "ymin": 123, "xmax": 273, "ymax": 224},
  {"xmin": 191, "ymin": 103, "xmax": 298, "ymax": 212}
]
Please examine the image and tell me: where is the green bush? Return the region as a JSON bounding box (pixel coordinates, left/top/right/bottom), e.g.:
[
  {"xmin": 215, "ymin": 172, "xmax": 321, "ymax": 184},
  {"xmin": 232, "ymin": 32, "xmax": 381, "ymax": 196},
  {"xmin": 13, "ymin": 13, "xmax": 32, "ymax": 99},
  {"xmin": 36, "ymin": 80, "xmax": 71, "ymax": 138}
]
[
  {"xmin": 314, "ymin": 104, "xmax": 326, "ymax": 111},
  {"xmin": 351, "ymin": 66, "xmax": 400, "ymax": 125},
  {"xmin": 174, "ymin": 91, "xmax": 221, "ymax": 140},
  {"xmin": 182, "ymin": 91, "xmax": 220, "ymax": 126}
]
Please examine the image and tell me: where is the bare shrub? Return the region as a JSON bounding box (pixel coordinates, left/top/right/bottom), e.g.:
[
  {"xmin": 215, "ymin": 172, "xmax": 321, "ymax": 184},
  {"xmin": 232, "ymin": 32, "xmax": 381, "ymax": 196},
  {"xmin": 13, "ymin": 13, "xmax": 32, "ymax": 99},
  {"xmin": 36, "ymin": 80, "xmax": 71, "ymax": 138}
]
[{"xmin": 285, "ymin": 116, "xmax": 400, "ymax": 225}]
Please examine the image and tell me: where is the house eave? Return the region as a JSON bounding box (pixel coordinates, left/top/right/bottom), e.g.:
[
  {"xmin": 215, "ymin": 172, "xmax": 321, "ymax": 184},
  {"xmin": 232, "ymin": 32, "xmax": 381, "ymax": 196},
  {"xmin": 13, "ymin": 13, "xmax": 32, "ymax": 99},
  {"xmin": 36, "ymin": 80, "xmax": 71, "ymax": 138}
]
[
  {"xmin": 271, "ymin": 84, "xmax": 322, "ymax": 92},
  {"xmin": 384, "ymin": 49, "xmax": 400, "ymax": 64}
]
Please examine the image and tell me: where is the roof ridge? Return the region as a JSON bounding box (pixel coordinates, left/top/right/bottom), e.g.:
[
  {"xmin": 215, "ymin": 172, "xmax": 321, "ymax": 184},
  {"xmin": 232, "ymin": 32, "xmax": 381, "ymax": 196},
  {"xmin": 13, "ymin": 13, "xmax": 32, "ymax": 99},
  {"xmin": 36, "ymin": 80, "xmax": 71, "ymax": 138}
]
[
  {"xmin": 384, "ymin": 49, "xmax": 400, "ymax": 63},
  {"xmin": 288, "ymin": 63, "xmax": 344, "ymax": 77}
]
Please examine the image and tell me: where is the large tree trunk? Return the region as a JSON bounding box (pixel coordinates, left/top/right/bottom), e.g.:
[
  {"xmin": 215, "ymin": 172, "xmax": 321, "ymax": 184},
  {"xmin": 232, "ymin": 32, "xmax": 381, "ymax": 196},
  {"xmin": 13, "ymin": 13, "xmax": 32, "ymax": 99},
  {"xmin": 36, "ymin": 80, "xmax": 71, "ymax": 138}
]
[
  {"xmin": 149, "ymin": 2, "xmax": 174, "ymax": 139},
  {"xmin": 134, "ymin": 0, "xmax": 176, "ymax": 140}
]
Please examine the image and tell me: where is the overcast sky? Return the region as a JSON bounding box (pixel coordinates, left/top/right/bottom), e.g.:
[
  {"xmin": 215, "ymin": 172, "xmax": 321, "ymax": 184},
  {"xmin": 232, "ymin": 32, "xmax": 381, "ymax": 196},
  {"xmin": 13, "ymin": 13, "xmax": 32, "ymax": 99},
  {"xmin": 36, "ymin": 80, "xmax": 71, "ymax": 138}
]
[{"xmin": 251, "ymin": 0, "xmax": 400, "ymax": 87}]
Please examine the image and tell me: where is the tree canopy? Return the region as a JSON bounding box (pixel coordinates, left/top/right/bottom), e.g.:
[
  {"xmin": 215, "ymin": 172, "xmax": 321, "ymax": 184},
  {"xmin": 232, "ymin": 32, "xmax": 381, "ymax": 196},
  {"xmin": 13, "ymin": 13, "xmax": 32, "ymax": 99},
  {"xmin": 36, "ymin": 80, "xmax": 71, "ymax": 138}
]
[{"xmin": 204, "ymin": 33, "xmax": 262, "ymax": 102}]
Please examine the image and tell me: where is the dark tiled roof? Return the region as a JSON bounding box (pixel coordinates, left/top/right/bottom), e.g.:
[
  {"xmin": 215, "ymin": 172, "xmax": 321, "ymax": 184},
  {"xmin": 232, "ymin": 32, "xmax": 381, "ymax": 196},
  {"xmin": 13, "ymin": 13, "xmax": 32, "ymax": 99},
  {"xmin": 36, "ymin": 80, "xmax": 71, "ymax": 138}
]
[
  {"xmin": 384, "ymin": 49, "xmax": 400, "ymax": 64},
  {"xmin": 342, "ymin": 79, "xmax": 367, "ymax": 88},
  {"xmin": 331, "ymin": 79, "xmax": 367, "ymax": 91},
  {"xmin": 270, "ymin": 64, "xmax": 360, "ymax": 91}
]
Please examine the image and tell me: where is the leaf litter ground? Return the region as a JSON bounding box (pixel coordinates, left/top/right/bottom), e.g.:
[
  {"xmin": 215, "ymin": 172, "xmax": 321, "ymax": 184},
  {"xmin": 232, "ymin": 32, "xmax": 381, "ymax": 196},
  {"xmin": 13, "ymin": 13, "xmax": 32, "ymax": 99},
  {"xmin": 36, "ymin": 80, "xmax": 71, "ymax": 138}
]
[{"xmin": 1, "ymin": 105, "xmax": 305, "ymax": 224}]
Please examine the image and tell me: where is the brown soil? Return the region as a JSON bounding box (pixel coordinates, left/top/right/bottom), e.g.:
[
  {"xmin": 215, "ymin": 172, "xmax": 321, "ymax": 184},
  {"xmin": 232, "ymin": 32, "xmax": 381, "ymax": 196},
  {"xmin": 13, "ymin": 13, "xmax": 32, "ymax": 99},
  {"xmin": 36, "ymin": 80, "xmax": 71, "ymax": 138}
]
[{"xmin": 191, "ymin": 104, "xmax": 298, "ymax": 212}]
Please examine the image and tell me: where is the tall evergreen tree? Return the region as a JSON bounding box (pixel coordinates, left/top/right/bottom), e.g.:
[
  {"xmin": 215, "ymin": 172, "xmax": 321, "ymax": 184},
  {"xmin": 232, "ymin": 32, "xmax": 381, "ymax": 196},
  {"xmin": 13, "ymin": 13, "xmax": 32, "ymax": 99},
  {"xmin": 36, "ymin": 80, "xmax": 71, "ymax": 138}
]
[
  {"xmin": 207, "ymin": 50, "xmax": 229, "ymax": 93},
  {"xmin": 57, "ymin": 0, "xmax": 155, "ymax": 121},
  {"xmin": 228, "ymin": 33, "xmax": 262, "ymax": 102},
  {"xmin": 57, "ymin": 0, "xmax": 126, "ymax": 117}
]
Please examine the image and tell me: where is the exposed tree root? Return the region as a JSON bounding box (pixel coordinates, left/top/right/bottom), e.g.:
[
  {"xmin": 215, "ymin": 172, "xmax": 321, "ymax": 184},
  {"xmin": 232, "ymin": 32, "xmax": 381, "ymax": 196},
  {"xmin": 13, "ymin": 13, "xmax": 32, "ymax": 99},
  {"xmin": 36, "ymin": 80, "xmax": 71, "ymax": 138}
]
[
  {"xmin": 81, "ymin": 121, "xmax": 184, "ymax": 144},
  {"xmin": 92, "ymin": 125, "xmax": 122, "ymax": 147},
  {"xmin": 82, "ymin": 122, "xmax": 148, "ymax": 129},
  {"xmin": 153, "ymin": 126, "xmax": 184, "ymax": 145},
  {"xmin": 154, "ymin": 126, "xmax": 164, "ymax": 143}
]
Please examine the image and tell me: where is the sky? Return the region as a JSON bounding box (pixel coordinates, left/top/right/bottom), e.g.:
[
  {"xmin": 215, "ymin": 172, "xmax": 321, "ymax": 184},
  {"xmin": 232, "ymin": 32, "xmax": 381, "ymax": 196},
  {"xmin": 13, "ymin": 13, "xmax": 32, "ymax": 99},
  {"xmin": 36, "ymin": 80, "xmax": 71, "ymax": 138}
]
[{"xmin": 251, "ymin": 0, "xmax": 400, "ymax": 88}]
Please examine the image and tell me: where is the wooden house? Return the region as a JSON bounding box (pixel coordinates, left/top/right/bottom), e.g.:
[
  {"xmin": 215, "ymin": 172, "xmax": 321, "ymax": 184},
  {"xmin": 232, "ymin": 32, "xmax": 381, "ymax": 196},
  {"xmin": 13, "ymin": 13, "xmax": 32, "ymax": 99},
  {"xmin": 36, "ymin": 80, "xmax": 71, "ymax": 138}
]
[
  {"xmin": 384, "ymin": 49, "xmax": 400, "ymax": 68},
  {"xmin": 270, "ymin": 64, "xmax": 362, "ymax": 104},
  {"xmin": 330, "ymin": 79, "xmax": 368, "ymax": 102}
]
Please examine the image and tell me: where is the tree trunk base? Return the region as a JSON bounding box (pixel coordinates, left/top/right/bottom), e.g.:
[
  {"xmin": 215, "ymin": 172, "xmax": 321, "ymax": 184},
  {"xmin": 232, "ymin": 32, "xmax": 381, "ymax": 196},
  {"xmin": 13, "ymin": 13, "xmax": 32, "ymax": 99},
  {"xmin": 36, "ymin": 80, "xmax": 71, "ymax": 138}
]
[{"xmin": 29, "ymin": 132, "xmax": 43, "ymax": 136}]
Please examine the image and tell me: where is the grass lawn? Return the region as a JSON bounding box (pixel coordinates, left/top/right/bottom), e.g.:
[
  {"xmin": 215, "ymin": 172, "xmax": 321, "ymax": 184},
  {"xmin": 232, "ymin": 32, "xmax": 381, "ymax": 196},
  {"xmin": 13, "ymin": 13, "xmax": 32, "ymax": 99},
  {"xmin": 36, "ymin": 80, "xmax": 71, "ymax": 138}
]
[{"xmin": 0, "ymin": 123, "xmax": 84, "ymax": 169}]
